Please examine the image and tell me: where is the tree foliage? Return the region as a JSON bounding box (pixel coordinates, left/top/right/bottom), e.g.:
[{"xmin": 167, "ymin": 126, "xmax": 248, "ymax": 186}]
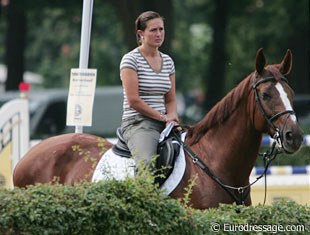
[
  {"xmin": 225, "ymin": 0, "xmax": 309, "ymax": 94},
  {"xmin": 0, "ymin": 0, "xmax": 308, "ymax": 101}
]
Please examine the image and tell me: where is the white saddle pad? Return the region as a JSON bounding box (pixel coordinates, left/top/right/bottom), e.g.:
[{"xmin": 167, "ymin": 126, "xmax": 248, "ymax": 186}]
[{"xmin": 92, "ymin": 133, "xmax": 186, "ymax": 195}]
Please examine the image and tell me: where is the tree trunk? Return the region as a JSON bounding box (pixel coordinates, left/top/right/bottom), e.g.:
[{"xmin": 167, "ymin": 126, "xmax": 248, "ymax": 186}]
[
  {"xmin": 204, "ymin": 0, "xmax": 228, "ymax": 110},
  {"xmin": 290, "ymin": 33, "xmax": 309, "ymax": 94},
  {"xmin": 5, "ymin": 0, "xmax": 26, "ymax": 91}
]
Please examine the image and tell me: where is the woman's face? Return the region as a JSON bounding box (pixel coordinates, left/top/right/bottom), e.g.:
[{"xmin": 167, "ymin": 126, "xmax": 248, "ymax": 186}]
[{"xmin": 140, "ymin": 18, "xmax": 165, "ymax": 48}]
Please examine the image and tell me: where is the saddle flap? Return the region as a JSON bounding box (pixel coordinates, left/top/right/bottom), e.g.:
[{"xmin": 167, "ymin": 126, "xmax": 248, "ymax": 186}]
[
  {"xmin": 155, "ymin": 129, "xmax": 182, "ymax": 185},
  {"xmin": 112, "ymin": 127, "xmax": 131, "ymax": 158}
]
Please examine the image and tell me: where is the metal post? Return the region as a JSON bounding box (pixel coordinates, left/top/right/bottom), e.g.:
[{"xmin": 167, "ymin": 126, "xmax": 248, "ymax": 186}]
[{"xmin": 75, "ymin": 0, "xmax": 94, "ymax": 133}]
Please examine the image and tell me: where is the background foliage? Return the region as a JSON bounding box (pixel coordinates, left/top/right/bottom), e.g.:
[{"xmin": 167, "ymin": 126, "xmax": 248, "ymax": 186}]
[{"xmin": 0, "ymin": 0, "xmax": 308, "ymax": 93}]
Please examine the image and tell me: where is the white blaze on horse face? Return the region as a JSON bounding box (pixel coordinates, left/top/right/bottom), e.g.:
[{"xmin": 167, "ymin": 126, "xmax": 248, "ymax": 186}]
[{"xmin": 275, "ymin": 82, "xmax": 297, "ymax": 122}]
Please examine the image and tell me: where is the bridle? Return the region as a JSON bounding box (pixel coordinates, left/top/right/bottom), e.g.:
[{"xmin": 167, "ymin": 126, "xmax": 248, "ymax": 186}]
[
  {"xmin": 252, "ymin": 73, "xmax": 295, "ymax": 148},
  {"xmin": 173, "ymin": 74, "xmax": 296, "ymax": 206}
]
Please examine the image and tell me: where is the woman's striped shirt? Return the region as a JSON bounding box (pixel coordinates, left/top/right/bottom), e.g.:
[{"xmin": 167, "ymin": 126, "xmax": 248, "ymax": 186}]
[{"xmin": 120, "ymin": 48, "xmax": 175, "ymax": 120}]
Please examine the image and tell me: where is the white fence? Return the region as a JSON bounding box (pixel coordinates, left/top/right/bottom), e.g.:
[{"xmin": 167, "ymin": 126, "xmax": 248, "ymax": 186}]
[
  {"xmin": 250, "ymin": 165, "xmax": 310, "ymax": 205},
  {"xmin": 0, "ymin": 99, "xmax": 29, "ymax": 188}
]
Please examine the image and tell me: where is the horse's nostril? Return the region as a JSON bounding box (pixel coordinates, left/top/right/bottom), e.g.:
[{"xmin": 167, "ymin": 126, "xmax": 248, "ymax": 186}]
[{"xmin": 285, "ymin": 131, "xmax": 293, "ymax": 141}]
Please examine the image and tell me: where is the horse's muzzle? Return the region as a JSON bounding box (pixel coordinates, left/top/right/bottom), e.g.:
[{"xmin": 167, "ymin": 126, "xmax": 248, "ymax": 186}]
[{"xmin": 282, "ymin": 126, "xmax": 303, "ymax": 154}]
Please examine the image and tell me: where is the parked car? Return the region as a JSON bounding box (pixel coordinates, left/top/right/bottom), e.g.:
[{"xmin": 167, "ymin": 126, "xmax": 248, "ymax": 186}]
[
  {"xmin": 1, "ymin": 88, "xmax": 308, "ymax": 139},
  {"xmin": 0, "ymin": 86, "xmax": 124, "ymax": 139}
]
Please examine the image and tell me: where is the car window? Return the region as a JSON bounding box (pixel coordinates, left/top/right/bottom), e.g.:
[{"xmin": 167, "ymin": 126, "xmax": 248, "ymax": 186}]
[{"xmin": 33, "ymin": 101, "xmax": 67, "ymax": 138}]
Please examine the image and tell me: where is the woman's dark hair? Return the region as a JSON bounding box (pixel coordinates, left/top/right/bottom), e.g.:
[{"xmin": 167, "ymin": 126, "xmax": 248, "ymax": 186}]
[{"xmin": 135, "ymin": 11, "xmax": 164, "ymax": 45}]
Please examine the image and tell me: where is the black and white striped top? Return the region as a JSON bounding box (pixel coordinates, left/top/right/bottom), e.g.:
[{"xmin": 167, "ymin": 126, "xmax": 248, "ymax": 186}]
[{"xmin": 120, "ymin": 48, "xmax": 175, "ymax": 120}]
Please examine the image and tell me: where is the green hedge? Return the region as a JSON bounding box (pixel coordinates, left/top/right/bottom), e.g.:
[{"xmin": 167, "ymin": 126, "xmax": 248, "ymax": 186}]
[{"xmin": 0, "ymin": 176, "xmax": 309, "ymax": 235}]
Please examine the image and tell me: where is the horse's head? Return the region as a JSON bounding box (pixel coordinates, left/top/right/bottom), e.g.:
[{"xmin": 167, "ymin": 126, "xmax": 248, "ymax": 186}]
[{"xmin": 253, "ymin": 48, "xmax": 303, "ymax": 154}]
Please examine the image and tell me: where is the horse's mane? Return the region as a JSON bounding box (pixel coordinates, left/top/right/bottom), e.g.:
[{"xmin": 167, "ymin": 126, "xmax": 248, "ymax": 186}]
[{"xmin": 187, "ymin": 72, "xmax": 254, "ymax": 144}]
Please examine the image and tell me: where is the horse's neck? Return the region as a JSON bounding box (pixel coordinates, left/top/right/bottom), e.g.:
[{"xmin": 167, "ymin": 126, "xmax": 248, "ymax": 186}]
[{"xmin": 193, "ymin": 97, "xmax": 262, "ymax": 182}]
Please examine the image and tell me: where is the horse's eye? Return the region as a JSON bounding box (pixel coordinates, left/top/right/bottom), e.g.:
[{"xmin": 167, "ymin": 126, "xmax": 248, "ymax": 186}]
[{"xmin": 262, "ymin": 92, "xmax": 271, "ymax": 100}]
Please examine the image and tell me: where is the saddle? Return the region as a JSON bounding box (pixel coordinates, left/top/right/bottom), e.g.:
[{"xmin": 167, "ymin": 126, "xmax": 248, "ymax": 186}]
[{"xmin": 112, "ymin": 123, "xmax": 182, "ymax": 185}]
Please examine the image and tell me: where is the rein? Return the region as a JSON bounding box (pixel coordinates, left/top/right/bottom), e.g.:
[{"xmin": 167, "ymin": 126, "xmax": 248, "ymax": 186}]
[
  {"xmin": 173, "ymin": 130, "xmax": 280, "ymax": 205},
  {"xmin": 172, "ymin": 75, "xmax": 295, "ymax": 206}
]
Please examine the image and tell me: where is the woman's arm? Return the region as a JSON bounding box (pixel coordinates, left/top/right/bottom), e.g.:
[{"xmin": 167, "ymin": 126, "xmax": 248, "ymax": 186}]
[{"xmin": 164, "ymin": 73, "xmax": 179, "ymax": 124}]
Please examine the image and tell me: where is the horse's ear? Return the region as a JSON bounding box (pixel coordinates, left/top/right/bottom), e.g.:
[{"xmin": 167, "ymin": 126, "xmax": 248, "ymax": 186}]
[
  {"xmin": 279, "ymin": 49, "xmax": 292, "ymax": 76},
  {"xmin": 255, "ymin": 48, "xmax": 266, "ymax": 74}
]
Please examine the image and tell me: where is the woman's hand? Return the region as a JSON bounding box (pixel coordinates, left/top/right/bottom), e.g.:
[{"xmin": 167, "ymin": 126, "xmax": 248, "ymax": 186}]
[{"xmin": 166, "ymin": 112, "xmax": 179, "ymax": 126}]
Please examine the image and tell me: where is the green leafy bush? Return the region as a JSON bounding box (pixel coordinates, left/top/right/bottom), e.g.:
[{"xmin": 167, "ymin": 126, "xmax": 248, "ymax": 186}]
[
  {"xmin": 0, "ymin": 177, "xmax": 191, "ymax": 235},
  {"xmin": 0, "ymin": 176, "xmax": 309, "ymax": 235},
  {"xmin": 190, "ymin": 201, "xmax": 309, "ymax": 234}
]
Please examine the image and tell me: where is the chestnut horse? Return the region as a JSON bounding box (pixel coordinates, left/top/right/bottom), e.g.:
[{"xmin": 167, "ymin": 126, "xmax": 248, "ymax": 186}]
[{"xmin": 13, "ymin": 49, "xmax": 303, "ymax": 209}]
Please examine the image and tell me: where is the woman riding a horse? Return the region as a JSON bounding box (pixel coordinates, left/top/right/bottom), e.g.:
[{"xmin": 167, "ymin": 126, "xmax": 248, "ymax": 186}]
[{"xmin": 13, "ymin": 49, "xmax": 303, "ymax": 209}]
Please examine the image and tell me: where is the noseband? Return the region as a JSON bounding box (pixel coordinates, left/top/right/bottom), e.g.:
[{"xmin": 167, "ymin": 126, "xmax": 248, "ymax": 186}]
[{"xmin": 253, "ymin": 74, "xmax": 295, "ymax": 148}]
